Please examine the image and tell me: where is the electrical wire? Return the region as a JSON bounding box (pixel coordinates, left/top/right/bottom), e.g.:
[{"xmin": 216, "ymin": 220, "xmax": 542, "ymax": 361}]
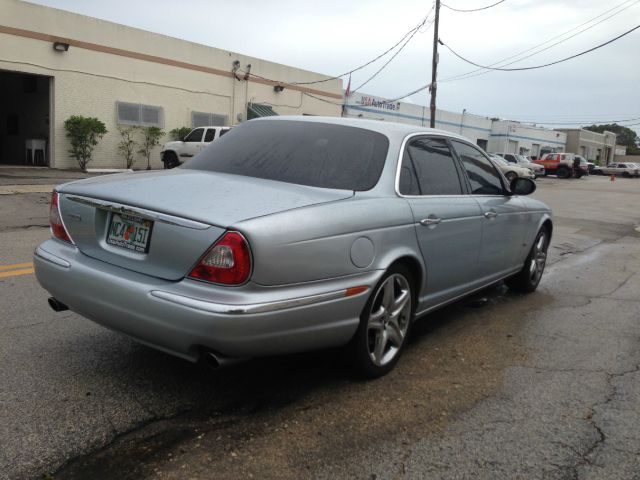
[
  {"xmin": 441, "ymin": 0, "xmax": 507, "ymax": 13},
  {"xmin": 440, "ymin": 24, "xmax": 640, "ymax": 71},
  {"xmin": 351, "ymin": 14, "xmax": 435, "ymax": 95},
  {"xmin": 240, "ymin": 4, "xmax": 435, "ymax": 86},
  {"xmin": 440, "ymin": 0, "xmax": 640, "ymax": 82}
]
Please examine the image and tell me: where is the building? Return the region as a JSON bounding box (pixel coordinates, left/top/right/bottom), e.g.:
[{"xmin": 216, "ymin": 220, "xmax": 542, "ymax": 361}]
[
  {"xmin": 343, "ymin": 92, "xmax": 567, "ymax": 157},
  {"xmin": 0, "ymin": 0, "xmax": 343, "ymax": 169},
  {"xmin": 555, "ymin": 128, "xmax": 617, "ymax": 164}
]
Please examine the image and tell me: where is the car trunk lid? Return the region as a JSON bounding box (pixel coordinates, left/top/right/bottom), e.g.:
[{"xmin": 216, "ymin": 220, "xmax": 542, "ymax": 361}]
[{"xmin": 57, "ymin": 170, "xmax": 353, "ymax": 280}]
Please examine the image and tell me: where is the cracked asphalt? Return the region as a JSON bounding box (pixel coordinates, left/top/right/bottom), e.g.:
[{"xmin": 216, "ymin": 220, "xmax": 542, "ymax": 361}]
[{"xmin": 1, "ymin": 172, "xmax": 639, "ymax": 479}]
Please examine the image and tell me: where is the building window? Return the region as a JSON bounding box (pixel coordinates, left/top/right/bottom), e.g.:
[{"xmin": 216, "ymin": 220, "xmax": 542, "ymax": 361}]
[
  {"xmin": 192, "ymin": 111, "xmax": 228, "ymax": 127},
  {"xmin": 116, "ymin": 102, "xmax": 164, "ymax": 127}
]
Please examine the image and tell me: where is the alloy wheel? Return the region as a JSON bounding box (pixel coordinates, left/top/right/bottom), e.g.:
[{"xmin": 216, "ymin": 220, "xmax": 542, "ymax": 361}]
[
  {"xmin": 529, "ymin": 232, "xmax": 547, "ymax": 284},
  {"xmin": 366, "ymin": 274, "xmax": 412, "ymax": 366}
]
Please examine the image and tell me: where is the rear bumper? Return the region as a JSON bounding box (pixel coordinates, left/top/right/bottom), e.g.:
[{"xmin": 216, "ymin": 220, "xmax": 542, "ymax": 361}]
[{"xmin": 34, "ymin": 239, "xmax": 379, "ymax": 362}]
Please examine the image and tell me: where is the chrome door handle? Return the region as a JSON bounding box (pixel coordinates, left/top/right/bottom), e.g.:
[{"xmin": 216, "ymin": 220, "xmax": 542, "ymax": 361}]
[
  {"xmin": 420, "ymin": 217, "xmax": 442, "ymax": 226},
  {"xmin": 484, "ymin": 211, "xmax": 498, "ymax": 219}
]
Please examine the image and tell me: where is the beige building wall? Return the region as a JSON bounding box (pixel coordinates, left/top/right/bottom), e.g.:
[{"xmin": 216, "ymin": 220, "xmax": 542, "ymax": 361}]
[
  {"xmin": 556, "ymin": 128, "xmax": 616, "ymax": 164},
  {"xmin": 0, "ymin": 0, "xmax": 342, "ymax": 169}
]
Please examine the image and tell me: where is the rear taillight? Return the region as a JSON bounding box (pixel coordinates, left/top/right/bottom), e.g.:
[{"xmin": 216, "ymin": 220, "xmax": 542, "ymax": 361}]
[
  {"xmin": 188, "ymin": 231, "xmax": 251, "ymax": 285},
  {"xmin": 49, "ymin": 191, "xmax": 73, "ymax": 244}
]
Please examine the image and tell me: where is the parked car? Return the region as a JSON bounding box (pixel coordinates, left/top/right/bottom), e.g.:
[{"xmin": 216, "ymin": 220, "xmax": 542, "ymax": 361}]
[
  {"xmin": 534, "ymin": 152, "xmax": 588, "ymax": 178},
  {"xmin": 586, "ymin": 161, "xmax": 598, "ymax": 174},
  {"xmin": 493, "ymin": 152, "xmax": 545, "ymax": 177},
  {"xmin": 489, "ymin": 155, "xmax": 536, "ymax": 182},
  {"xmin": 599, "ymin": 163, "xmax": 640, "ymax": 177},
  {"xmin": 161, "ymin": 126, "xmax": 232, "ymax": 169},
  {"xmin": 34, "ymin": 117, "xmax": 552, "ymax": 378}
]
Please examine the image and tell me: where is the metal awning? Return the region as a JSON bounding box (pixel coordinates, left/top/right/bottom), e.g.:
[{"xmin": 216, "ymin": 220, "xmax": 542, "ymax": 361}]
[{"xmin": 247, "ymin": 103, "xmax": 278, "ymax": 120}]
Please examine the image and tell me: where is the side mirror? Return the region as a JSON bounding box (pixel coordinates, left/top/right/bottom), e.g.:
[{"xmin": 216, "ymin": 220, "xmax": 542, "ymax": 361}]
[{"xmin": 510, "ymin": 177, "xmax": 536, "ymax": 196}]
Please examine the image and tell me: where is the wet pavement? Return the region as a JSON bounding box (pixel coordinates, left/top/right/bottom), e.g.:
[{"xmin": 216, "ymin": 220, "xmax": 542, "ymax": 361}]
[{"xmin": 1, "ymin": 173, "xmax": 639, "ymax": 479}]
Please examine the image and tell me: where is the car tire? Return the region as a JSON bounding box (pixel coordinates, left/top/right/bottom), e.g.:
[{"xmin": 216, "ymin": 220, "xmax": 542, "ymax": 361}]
[
  {"xmin": 506, "ymin": 227, "xmax": 549, "ymax": 293},
  {"xmin": 505, "ymin": 171, "xmax": 517, "ymax": 182},
  {"xmin": 556, "ymin": 167, "xmax": 570, "ymax": 179},
  {"xmin": 349, "ymin": 264, "xmax": 415, "ymax": 378},
  {"xmin": 163, "ymin": 152, "xmax": 179, "ymax": 169},
  {"xmin": 623, "ymin": 171, "xmax": 630, "ymax": 178}
]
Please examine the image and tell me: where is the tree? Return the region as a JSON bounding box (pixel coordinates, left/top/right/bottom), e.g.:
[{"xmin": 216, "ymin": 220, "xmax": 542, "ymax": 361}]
[
  {"xmin": 63, "ymin": 115, "xmax": 108, "ymax": 170},
  {"xmin": 169, "ymin": 126, "xmax": 192, "ymax": 141},
  {"xmin": 584, "ymin": 123, "xmax": 640, "ymax": 155},
  {"xmin": 138, "ymin": 127, "xmax": 165, "ymax": 170},
  {"xmin": 117, "ymin": 126, "xmax": 138, "ymax": 169}
]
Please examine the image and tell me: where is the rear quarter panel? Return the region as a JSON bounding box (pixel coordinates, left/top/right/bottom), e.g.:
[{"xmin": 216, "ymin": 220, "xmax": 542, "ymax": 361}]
[{"xmin": 235, "ymin": 196, "xmax": 422, "ymax": 287}]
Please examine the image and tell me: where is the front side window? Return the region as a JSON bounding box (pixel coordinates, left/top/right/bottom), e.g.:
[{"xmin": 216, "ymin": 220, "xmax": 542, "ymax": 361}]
[
  {"xmin": 184, "ymin": 128, "xmax": 204, "ymax": 143},
  {"xmin": 452, "ymin": 140, "xmax": 505, "ymax": 195},
  {"xmin": 400, "ymin": 137, "xmax": 463, "ymax": 195},
  {"xmin": 204, "ymin": 128, "xmax": 216, "ymax": 142}
]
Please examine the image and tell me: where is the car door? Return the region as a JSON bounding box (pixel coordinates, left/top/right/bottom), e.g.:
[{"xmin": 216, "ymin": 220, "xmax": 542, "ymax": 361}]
[
  {"xmin": 398, "ymin": 136, "xmax": 483, "ymax": 307},
  {"xmin": 450, "ymin": 140, "xmax": 529, "ymax": 281},
  {"xmin": 181, "ymin": 128, "xmax": 205, "ymax": 159},
  {"xmin": 203, "ymin": 128, "xmax": 216, "ymax": 146}
]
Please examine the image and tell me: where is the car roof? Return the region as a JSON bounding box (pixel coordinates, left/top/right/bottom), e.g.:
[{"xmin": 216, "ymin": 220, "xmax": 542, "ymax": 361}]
[{"xmin": 252, "ymin": 115, "xmax": 473, "ymax": 143}]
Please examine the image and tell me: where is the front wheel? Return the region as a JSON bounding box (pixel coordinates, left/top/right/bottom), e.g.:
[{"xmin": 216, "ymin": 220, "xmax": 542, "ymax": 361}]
[
  {"xmin": 506, "ymin": 228, "xmax": 549, "ymax": 293},
  {"xmin": 349, "ymin": 265, "xmax": 415, "ymax": 378},
  {"xmin": 163, "ymin": 152, "xmax": 179, "ymax": 169},
  {"xmin": 505, "ymin": 171, "xmax": 518, "ymax": 183}
]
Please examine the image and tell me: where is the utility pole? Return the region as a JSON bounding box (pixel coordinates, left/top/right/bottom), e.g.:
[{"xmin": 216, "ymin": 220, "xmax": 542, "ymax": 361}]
[{"xmin": 430, "ymin": 0, "xmax": 441, "ymax": 128}]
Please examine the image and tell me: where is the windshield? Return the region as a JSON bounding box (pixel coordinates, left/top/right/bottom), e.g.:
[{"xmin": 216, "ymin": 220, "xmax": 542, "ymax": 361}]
[
  {"xmin": 492, "ymin": 157, "xmax": 508, "ymax": 166},
  {"xmin": 183, "ymin": 120, "xmax": 389, "ymax": 191},
  {"xmin": 515, "ymin": 155, "xmax": 529, "ymax": 163}
]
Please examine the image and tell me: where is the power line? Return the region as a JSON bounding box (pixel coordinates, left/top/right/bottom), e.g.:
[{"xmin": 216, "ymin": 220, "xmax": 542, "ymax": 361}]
[
  {"xmin": 440, "ymin": 24, "xmax": 640, "ymax": 71},
  {"xmin": 351, "ymin": 13, "xmax": 435, "ymax": 94},
  {"xmin": 441, "ymin": 0, "xmax": 506, "ymax": 12},
  {"xmin": 241, "ymin": 5, "xmax": 436, "ymax": 87},
  {"xmin": 440, "ymin": 0, "xmax": 640, "ymax": 82}
]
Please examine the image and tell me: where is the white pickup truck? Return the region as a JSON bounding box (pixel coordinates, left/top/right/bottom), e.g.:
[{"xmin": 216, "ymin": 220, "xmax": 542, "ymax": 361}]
[{"xmin": 161, "ymin": 126, "xmax": 231, "ymax": 169}]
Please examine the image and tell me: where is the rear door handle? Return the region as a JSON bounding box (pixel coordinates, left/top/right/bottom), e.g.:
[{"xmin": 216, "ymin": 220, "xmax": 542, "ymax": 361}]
[
  {"xmin": 484, "ymin": 211, "xmax": 498, "ymax": 219},
  {"xmin": 420, "ymin": 217, "xmax": 442, "ymax": 226}
]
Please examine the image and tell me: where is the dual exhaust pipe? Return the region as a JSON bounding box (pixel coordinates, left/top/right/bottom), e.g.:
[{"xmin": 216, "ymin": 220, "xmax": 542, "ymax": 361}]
[
  {"xmin": 47, "ymin": 297, "xmax": 68, "ymax": 312},
  {"xmin": 47, "ymin": 298, "xmax": 244, "ymax": 371}
]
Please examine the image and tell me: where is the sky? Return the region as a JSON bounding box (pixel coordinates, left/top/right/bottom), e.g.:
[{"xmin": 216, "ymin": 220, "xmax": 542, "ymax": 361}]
[{"xmin": 27, "ymin": 0, "xmax": 640, "ymax": 136}]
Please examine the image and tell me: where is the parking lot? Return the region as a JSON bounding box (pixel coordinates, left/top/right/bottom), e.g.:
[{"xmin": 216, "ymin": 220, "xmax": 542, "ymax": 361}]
[{"xmin": 1, "ymin": 172, "xmax": 639, "ymax": 479}]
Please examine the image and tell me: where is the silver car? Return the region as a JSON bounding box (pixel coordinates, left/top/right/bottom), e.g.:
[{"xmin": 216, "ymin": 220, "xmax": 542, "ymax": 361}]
[{"xmin": 35, "ymin": 117, "xmax": 552, "ymax": 377}]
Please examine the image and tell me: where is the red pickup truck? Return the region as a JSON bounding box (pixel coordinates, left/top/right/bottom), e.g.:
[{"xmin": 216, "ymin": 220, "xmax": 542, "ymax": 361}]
[{"xmin": 533, "ymin": 153, "xmax": 588, "ymax": 179}]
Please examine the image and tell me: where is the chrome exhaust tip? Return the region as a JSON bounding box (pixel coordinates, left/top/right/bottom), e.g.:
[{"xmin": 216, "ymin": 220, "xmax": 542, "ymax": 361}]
[{"xmin": 47, "ymin": 297, "xmax": 69, "ymax": 312}]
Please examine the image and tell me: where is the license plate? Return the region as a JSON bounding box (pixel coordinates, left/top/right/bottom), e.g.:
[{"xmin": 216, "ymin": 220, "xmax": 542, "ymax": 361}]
[{"xmin": 106, "ymin": 213, "xmax": 153, "ymax": 253}]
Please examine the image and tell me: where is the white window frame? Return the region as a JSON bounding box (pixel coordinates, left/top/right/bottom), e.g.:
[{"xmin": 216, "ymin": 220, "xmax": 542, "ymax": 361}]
[
  {"xmin": 191, "ymin": 111, "xmax": 228, "ymax": 128},
  {"xmin": 116, "ymin": 102, "xmax": 164, "ymax": 128}
]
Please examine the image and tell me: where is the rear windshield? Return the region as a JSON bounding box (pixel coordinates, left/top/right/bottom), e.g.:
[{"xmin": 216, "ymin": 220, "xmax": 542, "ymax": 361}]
[{"xmin": 183, "ymin": 120, "xmax": 389, "ymax": 191}]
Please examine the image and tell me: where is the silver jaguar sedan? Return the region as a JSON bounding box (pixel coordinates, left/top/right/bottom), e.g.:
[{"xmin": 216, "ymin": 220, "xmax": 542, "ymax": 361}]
[{"xmin": 35, "ymin": 117, "xmax": 552, "ymax": 377}]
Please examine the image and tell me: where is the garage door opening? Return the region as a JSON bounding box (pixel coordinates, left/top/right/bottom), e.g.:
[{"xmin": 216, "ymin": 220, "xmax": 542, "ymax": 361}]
[{"xmin": 0, "ymin": 70, "xmax": 52, "ymax": 166}]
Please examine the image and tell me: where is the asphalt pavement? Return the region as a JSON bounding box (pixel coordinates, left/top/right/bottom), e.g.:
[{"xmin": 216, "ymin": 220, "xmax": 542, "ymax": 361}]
[{"xmin": 1, "ymin": 171, "xmax": 639, "ymax": 479}]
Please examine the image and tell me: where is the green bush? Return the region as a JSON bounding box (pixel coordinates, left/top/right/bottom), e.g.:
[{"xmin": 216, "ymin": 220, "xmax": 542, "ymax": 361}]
[
  {"xmin": 117, "ymin": 126, "xmax": 138, "ymax": 169},
  {"xmin": 138, "ymin": 126, "xmax": 165, "ymax": 170},
  {"xmin": 64, "ymin": 115, "xmax": 107, "ymax": 170},
  {"xmin": 170, "ymin": 126, "xmax": 192, "ymax": 141}
]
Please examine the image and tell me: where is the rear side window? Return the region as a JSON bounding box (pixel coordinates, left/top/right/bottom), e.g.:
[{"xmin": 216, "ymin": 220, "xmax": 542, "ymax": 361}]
[
  {"xmin": 184, "ymin": 120, "xmax": 389, "ymax": 191},
  {"xmin": 400, "ymin": 137, "xmax": 462, "ymax": 195},
  {"xmin": 452, "ymin": 140, "xmax": 504, "ymax": 195}
]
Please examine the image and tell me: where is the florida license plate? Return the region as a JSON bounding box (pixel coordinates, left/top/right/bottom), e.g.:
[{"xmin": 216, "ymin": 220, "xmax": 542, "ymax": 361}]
[{"xmin": 106, "ymin": 213, "xmax": 153, "ymax": 253}]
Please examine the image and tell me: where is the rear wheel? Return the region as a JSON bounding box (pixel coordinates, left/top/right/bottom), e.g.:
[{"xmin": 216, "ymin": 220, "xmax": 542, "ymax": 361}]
[
  {"xmin": 506, "ymin": 227, "xmax": 549, "ymax": 293},
  {"xmin": 556, "ymin": 167, "xmax": 570, "ymax": 179},
  {"xmin": 163, "ymin": 152, "xmax": 179, "ymax": 169},
  {"xmin": 623, "ymin": 171, "xmax": 631, "ymax": 178},
  {"xmin": 349, "ymin": 265, "xmax": 414, "ymax": 378}
]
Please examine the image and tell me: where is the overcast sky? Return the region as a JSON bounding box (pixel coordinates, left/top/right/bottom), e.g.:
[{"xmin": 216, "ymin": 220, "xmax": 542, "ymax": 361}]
[{"xmin": 28, "ymin": 0, "xmax": 640, "ymax": 135}]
